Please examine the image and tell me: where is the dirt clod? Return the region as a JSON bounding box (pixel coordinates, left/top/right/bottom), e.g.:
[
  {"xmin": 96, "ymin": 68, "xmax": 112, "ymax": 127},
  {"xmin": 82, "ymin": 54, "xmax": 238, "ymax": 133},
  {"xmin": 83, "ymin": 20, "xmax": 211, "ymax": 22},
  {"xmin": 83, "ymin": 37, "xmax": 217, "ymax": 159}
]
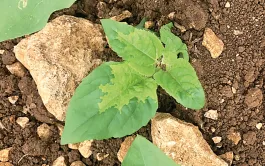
[{"xmin": 244, "ymin": 88, "xmax": 263, "ymax": 108}]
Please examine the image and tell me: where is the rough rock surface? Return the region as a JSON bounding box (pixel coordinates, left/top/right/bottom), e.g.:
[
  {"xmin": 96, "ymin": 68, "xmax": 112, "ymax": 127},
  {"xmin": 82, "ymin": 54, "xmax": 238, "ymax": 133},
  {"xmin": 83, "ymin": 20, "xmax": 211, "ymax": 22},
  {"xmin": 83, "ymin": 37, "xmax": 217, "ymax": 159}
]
[
  {"xmin": 117, "ymin": 136, "xmax": 135, "ymax": 162},
  {"xmin": 202, "ymin": 28, "xmax": 224, "ymax": 58},
  {"xmin": 151, "ymin": 113, "xmax": 228, "ymax": 166},
  {"xmin": 14, "ymin": 15, "xmax": 105, "ymax": 121}
]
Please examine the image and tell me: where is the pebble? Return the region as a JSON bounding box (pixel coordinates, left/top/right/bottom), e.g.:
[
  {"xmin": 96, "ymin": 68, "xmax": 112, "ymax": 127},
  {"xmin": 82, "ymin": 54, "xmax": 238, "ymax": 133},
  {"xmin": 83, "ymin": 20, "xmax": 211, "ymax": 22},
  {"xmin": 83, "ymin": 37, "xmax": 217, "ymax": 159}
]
[
  {"xmin": 225, "ymin": 2, "xmax": 231, "ymax": 8},
  {"xmin": 8, "ymin": 96, "xmax": 19, "ymax": 105},
  {"xmin": 70, "ymin": 161, "xmax": 86, "ymax": 166},
  {"xmin": 78, "ymin": 140, "xmax": 93, "ymax": 158},
  {"xmin": 16, "ymin": 117, "xmax": 29, "ymax": 128},
  {"xmin": 0, "ymin": 50, "xmax": 4, "ymax": 55},
  {"xmin": 0, "ymin": 148, "xmax": 11, "ymax": 162},
  {"xmin": 256, "ymin": 123, "xmax": 262, "ymax": 130},
  {"xmin": 233, "ymin": 30, "xmax": 243, "ymax": 35},
  {"xmin": 68, "ymin": 143, "xmax": 80, "ymax": 150},
  {"xmin": 204, "ymin": 110, "xmax": 218, "ymax": 120},
  {"xmin": 6, "ymin": 62, "xmax": 26, "ymax": 77},
  {"xmin": 144, "ymin": 21, "xmax": 154, "ymax": 29},
  {"xmin": 232, "ymin": 87, "xmax": 236, "ymax": 94},
  {"xmin": 202, "ymin": 28, "xmax": 224, "ymax": 58},
  {"xmin": 117, "ymin": 136, "xmax": 135, "ymax": 162},
  {"xmin": 37, "ymin": 123, "xmax": 52, "ymax": 140},
  {"xmin": 96, "ymin": 153, "xmax": 109, "ymax": 161},
  {"xmin": 52, "ymin": 156, "xmax": 66, "ymax": 166},
  {"xmin": 212, "ymin": 136, "xmax": 222, "ymax": 144}
]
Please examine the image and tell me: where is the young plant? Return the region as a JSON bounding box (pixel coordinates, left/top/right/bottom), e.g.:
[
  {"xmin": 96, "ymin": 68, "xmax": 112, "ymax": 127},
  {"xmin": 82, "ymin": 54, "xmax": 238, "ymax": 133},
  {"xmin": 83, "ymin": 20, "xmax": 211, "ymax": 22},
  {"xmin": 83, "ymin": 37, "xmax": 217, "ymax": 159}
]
[
  {"xmin": 61, "ymin": 19, "xmax": 205, "ymax": 144},
  {"xmin": 0, "ymin": 0, "xmax": 76, "ymax": 42},
  {"xmin": 122, "ymin": 135, "xmax": 179, "ymax": 166}
]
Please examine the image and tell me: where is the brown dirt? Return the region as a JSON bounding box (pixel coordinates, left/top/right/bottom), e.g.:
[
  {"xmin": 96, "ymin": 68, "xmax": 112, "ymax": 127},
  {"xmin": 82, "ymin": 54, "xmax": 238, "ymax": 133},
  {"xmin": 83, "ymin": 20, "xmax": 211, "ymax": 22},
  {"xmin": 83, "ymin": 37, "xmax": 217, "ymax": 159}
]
[{"xmin": 1, "ymin": 0, "xmax": 265, "ymax": 165}]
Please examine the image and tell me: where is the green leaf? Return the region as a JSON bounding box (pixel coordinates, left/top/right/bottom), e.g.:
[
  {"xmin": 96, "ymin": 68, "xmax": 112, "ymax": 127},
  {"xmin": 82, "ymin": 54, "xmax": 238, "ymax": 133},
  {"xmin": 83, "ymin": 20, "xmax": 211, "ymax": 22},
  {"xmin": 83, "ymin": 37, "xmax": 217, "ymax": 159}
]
[
  {"xmin": 136, "ymin": 18, "xmax": 146, "ymax": 29},
  {"xmin": 101, "ymin": 19, "xmax": 164, "ymax": 76},
  {"xmin": 61, "ymin": 62, "xmax": 158, "ymax": 144},
  {"xmin": 99, "ymin": 62, "xmax": 158, "ymax": 113},
  {"xmin": 0, "ymin": 0, "xmax": 76, "ymax": 42},
  {"xmin": 154, "ymin": 58, "xmax": 205, "ymax": 110},
  {"xmin": 160, "ymin": 23, "xmax": 189, "ymax": 63},
  {"xmin": 122, "ymin": 135, "xmax": 179, "ymax": 166}
]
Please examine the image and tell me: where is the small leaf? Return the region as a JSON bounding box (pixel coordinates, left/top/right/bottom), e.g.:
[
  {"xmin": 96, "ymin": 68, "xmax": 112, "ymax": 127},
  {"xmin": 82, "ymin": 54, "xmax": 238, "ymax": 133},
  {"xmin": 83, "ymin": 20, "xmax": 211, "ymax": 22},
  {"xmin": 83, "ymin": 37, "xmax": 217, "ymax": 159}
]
[
  {"xmin": 101, "ymin": 19, "xmax": 164, "ymax": 76},
  {"xmin": 160, "ymin": 23, "xmax": 189, "ymax": 62},
  {"xmin": 122, "ymin": 135, "xmax": 179, "ymax": 166},
  {"xmin": 61, "ymin": 62, "xmax": 158, "ymax": 144},
  {"xmin": 154, "ymin": 58, "xmax": 205, "ymax": 109},
  {"xmin": 0, "ymin": 0, "xmax": 76, "ymax": 42},
  {"xmin": 99, "ymin": 62, "xmax": 158, "ymax": 113}
]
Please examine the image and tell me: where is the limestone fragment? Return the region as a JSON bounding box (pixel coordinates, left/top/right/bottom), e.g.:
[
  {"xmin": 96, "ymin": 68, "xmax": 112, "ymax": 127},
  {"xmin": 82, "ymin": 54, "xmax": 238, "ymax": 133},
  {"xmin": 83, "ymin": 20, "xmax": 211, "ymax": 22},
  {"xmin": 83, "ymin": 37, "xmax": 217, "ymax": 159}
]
[
  {"xmin": 16, "ymin": 117, "xmax": 29, "ymax": 128},
  {"xmin": 202, "ymin": 28, "xmax": 224, "ymax": 58}
]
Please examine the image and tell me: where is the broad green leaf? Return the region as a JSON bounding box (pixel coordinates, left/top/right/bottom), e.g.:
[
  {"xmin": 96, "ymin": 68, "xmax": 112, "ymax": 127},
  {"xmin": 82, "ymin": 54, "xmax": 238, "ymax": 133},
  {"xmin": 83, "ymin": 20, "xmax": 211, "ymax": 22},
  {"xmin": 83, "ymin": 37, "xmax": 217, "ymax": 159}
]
[
  {"xmin": 160, "ymin": 23, "xmax": 189, "ymax": 63},
  {"xmin": 61, "ymin": 62, "xmax": 158, "ymax": 144},
  {"xmin": 122, "ymin": 135, "xmax": 179, "ymax": 166},
  {"xmin": 154, "ymin": 59, "xmax": 205, "ymax": 110},
  {"xmin": 101, "ymin": 19, "xmax": 164, "ymax": 76},
  {"xmin": 0, "ymin": 0, "xmax": 76, "ymax": 42},
  {"xmin": 99, "ymin": 62, "xmax": 158, "ymax": 113}
]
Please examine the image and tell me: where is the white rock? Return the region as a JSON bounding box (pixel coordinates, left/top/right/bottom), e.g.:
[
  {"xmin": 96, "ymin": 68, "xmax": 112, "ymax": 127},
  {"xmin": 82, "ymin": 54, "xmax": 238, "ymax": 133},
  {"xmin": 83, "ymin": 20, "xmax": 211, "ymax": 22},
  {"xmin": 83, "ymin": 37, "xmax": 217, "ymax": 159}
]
[
  {"xmin": 96, "ymin": 153, "xmax": 109, "ymax": 161},
  {"xmin": 225, "ymin": 2, "xmax": 231, "ymax": 8},
  {"xmin": 8, "ymin": 96, "xmax": 19, "ymax": 105},
  {"xmin": 117, "ymin": 136, "xmax": 135, "ymax": 162},
  {"xmin": 70, "ymin": 161, "xmax": 85, "ymax": 166},
  {"xmin": 16, "ymin": 117, "xmax": 29, "ymax": 128},
  {"xmin": 212, "ymin": 136, "xmax": 222, "ymax": 144},
  {"xmin": 78, "ymin": 140, "xmax": 93, "ymax": 158},
  {"xmin": 0, "ymin": 50, "xmax": 4, "ymax": 55},
  {"xmin": 204, "ymin": 110, "xmax": 218, "ymax": 120},
  {"xmin": 68, "ymin": 143, "xmax": 80, "ymax": 150},
  {"xmin": 202, "ymin": 28, "xmax": 224, "ymax": 58},
  {"xmin": 256, "ymin": 123, "xmax": 262, "ymax": 130},
  {"xmin": 0, "ymin": 148, "xmax": 11, "ymax": 162},
  {"xmin": 231, "ymin": 87, "xmax": 236, "ymax": 94},
  {"xmin": 233, "ymin": 30, "xmax": 243, "ymax": 35},
  {"xmin": 14, "ymin": 15, "xmax": 105, "ymax": 121},
  {"xmin": 144, "ymin": 21, "xmax": 154, "ymax": 29},
  {"xmin": 6, "ymin": 62, "xmax": 26, "ymax": 77},
  {"xmin": 37, "ymin": 123, "xmax": 52, "ymax": 140},
  {"xmin": 52, "ymin": 156, "xmax": 66, "ymax": 166},
  {"xmin": 151, "ymin": 113, "xmax": 228, "ymax": 166}
]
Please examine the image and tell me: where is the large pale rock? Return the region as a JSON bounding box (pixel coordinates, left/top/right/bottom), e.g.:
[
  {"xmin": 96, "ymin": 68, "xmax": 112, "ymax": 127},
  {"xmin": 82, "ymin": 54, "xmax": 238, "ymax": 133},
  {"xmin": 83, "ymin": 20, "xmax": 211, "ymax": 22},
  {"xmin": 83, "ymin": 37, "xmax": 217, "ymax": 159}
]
[
  {"xmin": 0, "ymin": 148, "xmax": 11, "ymax": 162},
  {"xmin": 151, "ymin": 113, "xmax": 228, "ymax": 166},
  {"xmin": 14, "ymin": 15, "xmax": 105, "ymax": 121}
]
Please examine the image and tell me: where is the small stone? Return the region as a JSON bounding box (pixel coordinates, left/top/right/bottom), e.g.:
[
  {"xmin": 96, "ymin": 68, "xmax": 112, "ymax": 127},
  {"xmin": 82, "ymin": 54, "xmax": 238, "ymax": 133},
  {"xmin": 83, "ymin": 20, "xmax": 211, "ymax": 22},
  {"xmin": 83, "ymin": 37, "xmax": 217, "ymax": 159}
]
[
  {"xmin": 244, "ymin": 88, "xmax": 263, "ymax": 108},
  {"xmin": 211, "ymin": 127, "xmax": 216, "ymax": 133},
  {"xmin": 110, "ymin": 10, "xmax": 132, "ymax": 22},
  {"xmin": 204, "ymin": 110, "xmax": 218, "ymax": 120},
  {"xmin": 96, "ymin": 153, "xmax": 109, "ymax": 161},
  {"xmin": 234, "ymin": 155, "xmax": 240, "ymax": 161},
  {"xmin": 202, "ymin": 28, "xmax": 224, "ymax": 58},
  {"xmin": 0, "ymin": 50, "xmax": 4, "ymax": 55},
  {"xmin": 227, "ymin": 128, "xmax": 241, "ymax": 145},
  {"xmin": 16, "ymin": 117, "xmax": 29, "ymax": 128},
  {"xmin": 78, "ymin": 140, "xmax": 93, "ymax": 158},
  {"xmin": 263, "ymin": 141, "xmax": 265, "ymax": 146},
  {"xmin": 151, "ymin": 113, "xmax": 228, "ymax": 166},
  {"xmin": 70, "ymin": 161, "xmax": 85, "ymax": 166},
  {"xmin": 256, "ymin": 123, "xmax": 262, "ymax": 130},
  {"xmin": 37, "ymin": 123, "xmax": 52, "ymax": 140},
  {"xmin": 144, "ymin": 21, "xmax": 154, "ymax": 29},
  {"xmin": 212, "ymin": 136, "xmax": 222, "ymax": 144},
  {"xmin": 219, "ymin": 151, "xmax": 233, "ymax": 165},
  {"xmin": 117, "ymin": 136, "xmax": 135, "ymax": 162},
  {"xmin": 8, "ymin": 96, "xmax": 19, "ymax": 105},
  {"xmin": 0, "ymin": 148, "xmax": 11, "ymax": 162},
  {"xmin": 174, "ymin": 22, "xmax": 187, "ymax": 33},
  {"xmin": 225, "ymin": 2, "xmax": 231, "ymax": 8},
  {"xmin": 52, "ymin": 156, "xmax": 66, "ymax": 166},
  {"xmin": 56, "ymin": 123, "xmax": 64, "ymax": 136},
  {"xmin": 232, "ymin": 87, "xmax": 236, "ymax": 94},
  {"xmin": 220, "ymin": 99, "xmax": 225, "ymax": 103},
  {"xmin": 0, "ymin": 162, "xmax": 13, "ymax": 166},
  {"xmin": 68, "ymin": 143, "xmax": 80, "ymax": 150},
  {"xmin": 6, "ymin": 62, "xmax": 26, "ymax": 77},
  {"xmin": 233, "ymin": 30, "xmax": 243, "ymax": 35},
  {"xmin": 168, "ymin": 12, "xmax": 175, "ymax": 20}
]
